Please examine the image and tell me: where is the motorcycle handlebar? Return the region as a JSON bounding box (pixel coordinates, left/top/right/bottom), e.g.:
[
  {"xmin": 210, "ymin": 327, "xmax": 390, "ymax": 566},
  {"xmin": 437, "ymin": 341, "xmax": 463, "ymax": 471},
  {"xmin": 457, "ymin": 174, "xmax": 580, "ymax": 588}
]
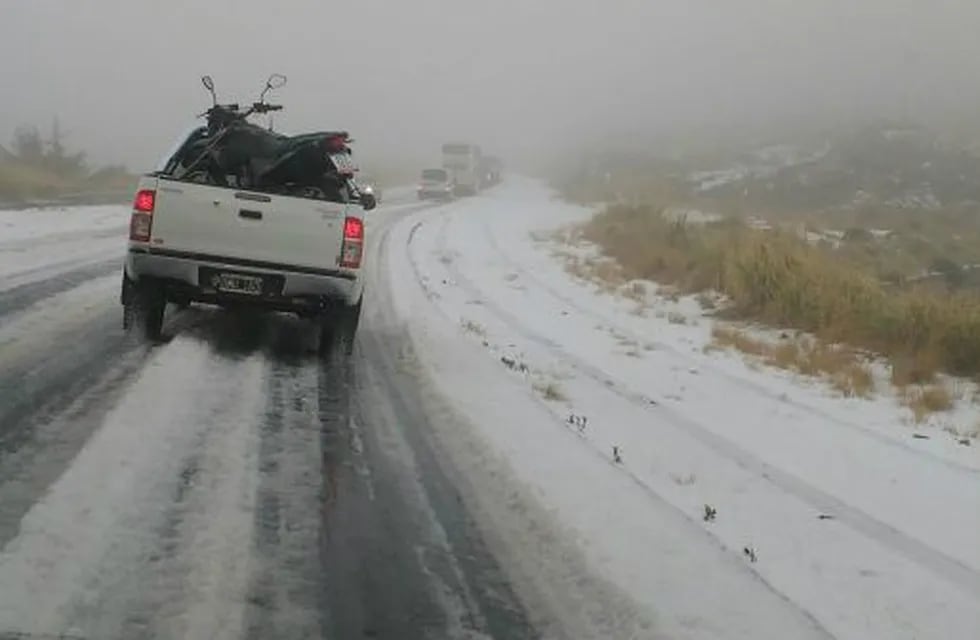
[{"xmin": 201, "ymin": 101, "xmax": 283, "ymax": 121}]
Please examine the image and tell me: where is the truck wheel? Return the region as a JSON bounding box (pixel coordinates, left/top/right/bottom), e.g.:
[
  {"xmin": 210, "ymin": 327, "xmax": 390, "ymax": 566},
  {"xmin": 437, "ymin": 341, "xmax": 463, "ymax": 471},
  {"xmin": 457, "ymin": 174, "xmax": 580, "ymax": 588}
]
[
  {"xmin": 317, "ymin": 317, "xmax": 337, "ymax": 357},
  {"xmin": 318, "ymin": 296, "xmax": 362, "ymax": 358},
  {"xmin": 125, "ymin": 280, "xmax": 165, "ymax": 341},
  {"xmin": 342, "ymin": 295, "xmax": 363, "ymax": 356},
  {"xmin": 121, "ymin": 274, "xmax": 135, "ymax": 330},
  {"xmin": 123, "ymin": 303, "xmax": 134, "ymax": 331}
]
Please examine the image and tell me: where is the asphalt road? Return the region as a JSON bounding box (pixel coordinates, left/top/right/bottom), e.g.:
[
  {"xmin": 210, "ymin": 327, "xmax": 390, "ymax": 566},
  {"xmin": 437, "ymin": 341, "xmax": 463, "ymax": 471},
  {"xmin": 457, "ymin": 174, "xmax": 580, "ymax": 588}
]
[{"xmin": 0, "ymin": 198, "xmax": 539, "ymax": 640}]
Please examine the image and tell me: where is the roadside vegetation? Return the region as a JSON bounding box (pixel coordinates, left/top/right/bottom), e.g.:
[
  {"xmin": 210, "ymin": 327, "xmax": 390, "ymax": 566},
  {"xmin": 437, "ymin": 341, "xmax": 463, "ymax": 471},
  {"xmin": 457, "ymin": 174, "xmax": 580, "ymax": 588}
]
[
  {"xmin": 554, "ymin": 121, "xmax": 980, "ymax": 423},
  {"xmin": 0, "ymin": 119, "xmax": 135, "ymax": 204}
]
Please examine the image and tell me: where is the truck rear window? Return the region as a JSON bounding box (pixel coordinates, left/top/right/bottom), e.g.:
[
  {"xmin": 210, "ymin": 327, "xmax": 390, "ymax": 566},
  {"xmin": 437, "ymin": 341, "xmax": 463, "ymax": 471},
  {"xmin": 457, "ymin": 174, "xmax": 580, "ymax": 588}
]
[
  {"xmin": 158, "ymin": 128, "xmax": 357, "ymax": 204},
  {"xmin": 422, "ymin": 169, "xmax": 448, "ymax": 180}
]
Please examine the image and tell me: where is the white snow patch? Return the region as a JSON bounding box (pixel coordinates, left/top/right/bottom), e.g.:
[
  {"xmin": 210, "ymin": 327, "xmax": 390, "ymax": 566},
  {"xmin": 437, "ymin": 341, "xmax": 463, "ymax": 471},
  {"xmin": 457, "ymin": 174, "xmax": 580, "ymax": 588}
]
[
  {"xmin": 0, "ymin": 204, "xmax": 128, "ymax": 244},
  {"xmin": 0, "ymin": 204, "xmax": 128, "ymax": 284}
]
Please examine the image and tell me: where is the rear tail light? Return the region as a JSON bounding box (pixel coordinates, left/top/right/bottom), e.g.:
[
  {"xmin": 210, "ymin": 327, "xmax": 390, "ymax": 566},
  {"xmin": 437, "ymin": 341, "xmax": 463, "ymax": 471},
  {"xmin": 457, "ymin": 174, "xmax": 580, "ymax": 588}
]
[
  {"xmin": 133, "ymin": 189, "xmax": 155, "ymax": 213},
  {"xmin": 339, "ymin": 216, "xmax": 364, "ymax": 268},
  {"xmin": 344, "ymin": 216, "xmax": 364, "ymax": 240},
  {"xmin": 129, "ymin": 189, "xmax": 156, "ymax": 242}
]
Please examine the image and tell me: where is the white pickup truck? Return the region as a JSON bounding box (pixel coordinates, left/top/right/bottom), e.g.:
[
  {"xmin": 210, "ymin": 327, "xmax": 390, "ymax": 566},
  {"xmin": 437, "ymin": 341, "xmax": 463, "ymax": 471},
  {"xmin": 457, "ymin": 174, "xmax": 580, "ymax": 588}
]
[{"xmin": 120, "ymin": 100, "xmax": 373, "ymax": 355}]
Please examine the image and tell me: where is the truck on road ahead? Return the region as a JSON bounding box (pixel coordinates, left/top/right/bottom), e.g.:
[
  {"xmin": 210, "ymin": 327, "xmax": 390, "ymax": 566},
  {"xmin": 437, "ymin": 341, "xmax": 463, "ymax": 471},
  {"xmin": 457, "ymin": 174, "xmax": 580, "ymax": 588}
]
[
  {"xmin": 121, "ymin": 75, "xmax": 373, "ymax": 355},
  {"xmin": 441, "ymin": 142, "xmax": 482, "ymax": 196},
  {"xmin": 417, "ymin": 168, "xmax": 456, "ymax": 201}
]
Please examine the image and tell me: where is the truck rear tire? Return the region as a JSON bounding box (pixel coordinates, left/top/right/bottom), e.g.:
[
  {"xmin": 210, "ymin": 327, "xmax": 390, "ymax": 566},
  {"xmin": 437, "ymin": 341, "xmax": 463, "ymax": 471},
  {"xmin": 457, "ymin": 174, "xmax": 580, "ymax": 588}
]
[
  {"xmin": 343, "ymin": 295, "xmax": 363, "ymax": 356},
  {"xmin": 317, "ymin": 295, "xmax": 362, "ymax": 358},
  {"xmin": 317, "ymin": 317, "xmax": 337, "ymax": 357},
  {"xmin": 124, "ymin": 279, "xmax": 165, "ymax": 341}
]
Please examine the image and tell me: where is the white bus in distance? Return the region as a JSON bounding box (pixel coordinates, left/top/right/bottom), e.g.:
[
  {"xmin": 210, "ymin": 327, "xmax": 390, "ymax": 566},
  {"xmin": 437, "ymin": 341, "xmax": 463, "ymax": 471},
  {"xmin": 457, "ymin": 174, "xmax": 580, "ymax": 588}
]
[{"xmin": 441, "ymin": 142, "xmax": 482, "ymax": 196}]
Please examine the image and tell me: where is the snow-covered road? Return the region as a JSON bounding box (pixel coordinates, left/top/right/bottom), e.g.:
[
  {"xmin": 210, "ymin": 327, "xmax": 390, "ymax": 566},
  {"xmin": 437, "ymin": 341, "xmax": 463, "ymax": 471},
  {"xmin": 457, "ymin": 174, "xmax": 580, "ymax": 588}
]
[
  {"xmin": 0, "ymin": 180, "xmax": 976, "ymax": 639},
  {"xmin": 0, "ymin": 193, "xmax": 535, "ymax": 640}
]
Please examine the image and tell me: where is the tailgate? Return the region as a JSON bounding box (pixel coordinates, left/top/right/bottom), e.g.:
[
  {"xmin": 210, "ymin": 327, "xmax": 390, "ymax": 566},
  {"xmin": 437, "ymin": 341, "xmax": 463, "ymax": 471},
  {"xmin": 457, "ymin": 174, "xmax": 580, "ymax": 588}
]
[{"xmin": 150, "ymin": 178, "xmax": 349, "ymax": 271}]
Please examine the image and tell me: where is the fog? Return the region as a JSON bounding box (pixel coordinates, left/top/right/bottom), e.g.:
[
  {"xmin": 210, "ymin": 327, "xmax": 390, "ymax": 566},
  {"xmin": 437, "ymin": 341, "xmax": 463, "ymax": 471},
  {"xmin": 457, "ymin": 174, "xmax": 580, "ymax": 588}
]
[{"xmin": 3, "ymin": 0, "xmax": 980, "ymax": 173}]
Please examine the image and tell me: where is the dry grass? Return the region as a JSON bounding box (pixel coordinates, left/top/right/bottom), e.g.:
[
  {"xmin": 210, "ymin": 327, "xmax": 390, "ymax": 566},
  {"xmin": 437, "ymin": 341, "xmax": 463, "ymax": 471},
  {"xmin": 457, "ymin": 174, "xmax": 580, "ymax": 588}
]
[
  {"xmin": 0, "ymin": 163, "xmax": 72, "ymax": 198},
  {"xmin": 661, "ymin": 286, "xmax": 682, "ymax": 303},
  {"xmin": 0, "ymin": 161, "xmax": 134, "ymax": 200},
  {"xmin": 562, "ymin": 254, "xmax": 628, "ymax": 293},
  {"xmin": 889, "ymin": 351, "xmax": 940, "ymax": 387},
  {"xmin": 533, "ymin": 381, "xmax": 567, "ymax": 402},
  {"xmin": 696, "ymin": 292, "xmax": 718, "ymax": 310},
  {"xmin": 624, "ymin": 281, "xmax": 647, "ymax": 302},
  {"xmin": 667, "ymin": 311, "xmax": 688, "ymax": 325},
  {"xmin": 460, "ymin": 319, "xmax": 487, "ymax": 337},
  {"xmin": 579, "ymin": 203, "xmax": 980, "ymax": 381},
  {"xmin": 901, "ymin": 385, "xmax": 954, "ymax": 422},
  {"xmin": 670, "ymin": 472, "xmax": 697, "ymax": 486},
  {"xmin": 712, "ymin": 326, "xmax": 768, "ymax": 357},
  {"xmin": 712, "ymin": 327, "xmax": 875, "ymax": 398},
  {"xmin": 831, "ymin": 364, "xmax": 877, "ymax": 399}
]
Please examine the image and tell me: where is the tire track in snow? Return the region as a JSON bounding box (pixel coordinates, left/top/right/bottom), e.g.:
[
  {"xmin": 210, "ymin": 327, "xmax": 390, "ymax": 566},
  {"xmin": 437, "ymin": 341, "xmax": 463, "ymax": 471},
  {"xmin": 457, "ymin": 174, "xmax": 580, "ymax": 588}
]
[
  {"xmin": 0, "ymin": 225, "xmax": 124, "ymax": 252},
  {"xmin": 0, "ymin": 335, "xmax": 149, "ymax": 549},
  {"xmin": 0, "ymin": 277, "xmax": 143, "ymax": 536},
  {"xmin": 391, "ymin": 211, "xmax": 835, "ymax": 640},
  {"xmin": 374, "ymin": 215, "xmax": 690, "ymax": 640},
  {"xmin": 0, "ymin": 338, "xmax": 268, "ymax": 639},
  {"xmin": 417, "ymin": 208, "xmax": 980, "ymax": 603},
  {"xmin": 0, "ymin": 258, "xmax": 121, "ymax": 318},
  {"xmin": 316, "ymin": 217, "xmax": 540, "ymax": 640},
  {"xmin": 0, "ymin": 274, "xmax": 203, "ymax": 450},
  {"xmin": 242, "ymin": 358, "xmax": 326, "ymax": 640},
  {"xmin": 0, "ymin": 267, "xmax": 219, "ymax": 550}
]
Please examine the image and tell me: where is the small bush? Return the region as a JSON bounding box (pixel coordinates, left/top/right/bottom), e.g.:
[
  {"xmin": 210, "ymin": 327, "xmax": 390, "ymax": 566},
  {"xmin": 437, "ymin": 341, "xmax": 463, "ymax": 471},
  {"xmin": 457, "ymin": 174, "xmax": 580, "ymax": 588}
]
[
  {"xmin": 461, "ymin": 319, "xmax": 487, "ymax": 337},
  {"xmin": 534, "ymin": 381, "xmax": 567, "ymax": 402},
  {"xmin": 902, "ymin": 385, "xmax": 954, "ymax": 422},
  {"xmin": 712, "ymin": 327, "xmax": 874, "ymax": 398},
  {"xmin": 890, "ymin": 351, "xmax": 940, "ymax": 386}
]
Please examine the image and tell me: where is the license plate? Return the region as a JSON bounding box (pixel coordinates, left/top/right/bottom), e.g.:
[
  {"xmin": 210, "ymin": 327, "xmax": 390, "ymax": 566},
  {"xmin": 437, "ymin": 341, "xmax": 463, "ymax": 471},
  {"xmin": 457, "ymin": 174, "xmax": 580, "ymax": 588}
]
[{"xmin": 213, "ymin": 273, "xmax": 263, "ymax": 295}]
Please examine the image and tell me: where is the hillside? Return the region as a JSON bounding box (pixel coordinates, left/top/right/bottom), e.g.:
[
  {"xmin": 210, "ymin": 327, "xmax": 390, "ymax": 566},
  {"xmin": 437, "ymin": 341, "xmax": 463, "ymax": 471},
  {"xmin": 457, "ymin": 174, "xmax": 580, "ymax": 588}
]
[{"xmin": 691, "ymin": 122, "xmax": 980, "ymax": 214}]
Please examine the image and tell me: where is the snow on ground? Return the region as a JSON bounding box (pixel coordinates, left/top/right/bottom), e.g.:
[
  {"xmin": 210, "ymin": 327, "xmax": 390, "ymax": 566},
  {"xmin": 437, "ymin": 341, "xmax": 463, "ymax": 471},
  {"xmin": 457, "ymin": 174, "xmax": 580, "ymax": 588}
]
[
  {"xmin": 385, "ymin": 177, "xmax": 980, "ymax": 639},
  {"xmin": 0, "ymin": 337, "xmax": 268, "ymax": 639},
  {"xmin": 0, "ymin": 204, "xmax": 128, "ymax": 244},
  {"xmin": 0, "ymin": 204, "xmax": 129, "ymax": 288},
  {"xmin": 0, "ymin": 274, "xmax": 120, "ymax": 370},
  {"xmin": 378, "ymin": 185, "xmax": 417, "ymax": 202}
]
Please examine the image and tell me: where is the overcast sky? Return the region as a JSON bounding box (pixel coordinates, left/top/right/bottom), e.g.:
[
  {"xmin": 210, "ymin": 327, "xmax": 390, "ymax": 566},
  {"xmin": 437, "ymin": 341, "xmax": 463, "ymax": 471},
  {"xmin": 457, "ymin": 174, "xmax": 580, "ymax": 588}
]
[{"xmin": 2, "ymin": 0, "xmax": 980, "ymax": 171}]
